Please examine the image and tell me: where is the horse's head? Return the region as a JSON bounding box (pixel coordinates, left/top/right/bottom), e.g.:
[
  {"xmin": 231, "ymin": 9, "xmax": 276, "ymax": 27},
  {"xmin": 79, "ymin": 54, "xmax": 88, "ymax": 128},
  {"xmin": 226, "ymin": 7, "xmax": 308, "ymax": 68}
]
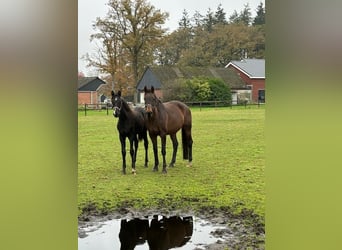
[
  {"xmin": 111, "ymin": 90, "xmax": 122, "ymax": 117},
  {"xmin": 144, "ymin": 86, "xmax": 158, "ymax": 117}
]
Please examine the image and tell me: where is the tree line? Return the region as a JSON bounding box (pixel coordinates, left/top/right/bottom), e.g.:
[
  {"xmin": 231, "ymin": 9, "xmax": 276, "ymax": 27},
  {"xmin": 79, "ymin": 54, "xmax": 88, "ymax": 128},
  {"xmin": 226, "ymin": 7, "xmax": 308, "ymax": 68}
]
[{"xmin": 82, "ymin": 0, "xmax": 265, "ymax": 98}]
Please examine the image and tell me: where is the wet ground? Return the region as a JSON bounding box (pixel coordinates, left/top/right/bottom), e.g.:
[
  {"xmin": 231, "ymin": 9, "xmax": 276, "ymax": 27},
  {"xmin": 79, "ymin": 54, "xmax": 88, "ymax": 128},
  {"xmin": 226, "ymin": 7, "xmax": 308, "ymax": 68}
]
[{"xmin": 78, "ymin": 206, "xmax": 265, "ymax": 249}]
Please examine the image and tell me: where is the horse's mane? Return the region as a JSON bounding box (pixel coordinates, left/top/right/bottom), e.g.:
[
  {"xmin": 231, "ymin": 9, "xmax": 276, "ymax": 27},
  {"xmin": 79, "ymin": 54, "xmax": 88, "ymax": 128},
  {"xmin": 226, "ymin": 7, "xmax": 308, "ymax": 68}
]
[{"xmin": 120, "ymin": 97, "xmax": 132, "ymax": 113}]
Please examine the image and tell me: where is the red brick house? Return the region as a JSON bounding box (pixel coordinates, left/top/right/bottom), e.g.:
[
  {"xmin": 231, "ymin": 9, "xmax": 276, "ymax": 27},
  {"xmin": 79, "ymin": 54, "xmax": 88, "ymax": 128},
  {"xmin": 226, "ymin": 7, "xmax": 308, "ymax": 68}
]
[
  {"xmin": 78, "ymin": 77, "xmax": 106, "ymax": 105},
  {"xmin": 225, "ymin": 59, "xmax": 265, "ymax": 103}
]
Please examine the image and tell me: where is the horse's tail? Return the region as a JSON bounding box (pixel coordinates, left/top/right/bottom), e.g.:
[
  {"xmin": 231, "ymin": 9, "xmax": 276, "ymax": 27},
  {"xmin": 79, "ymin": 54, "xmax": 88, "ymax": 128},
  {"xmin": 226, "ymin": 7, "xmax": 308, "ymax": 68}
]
[{"xmin": 182, "ymin": 128, "xmax": 189, "ymax": 160}]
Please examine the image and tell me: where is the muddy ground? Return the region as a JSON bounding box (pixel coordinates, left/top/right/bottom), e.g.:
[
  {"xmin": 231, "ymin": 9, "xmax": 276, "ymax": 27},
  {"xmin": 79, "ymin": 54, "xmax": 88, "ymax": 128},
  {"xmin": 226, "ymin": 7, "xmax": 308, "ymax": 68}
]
[{"xmin": 78, "ymin": 204, "xmax": 264, "ymax": 250}]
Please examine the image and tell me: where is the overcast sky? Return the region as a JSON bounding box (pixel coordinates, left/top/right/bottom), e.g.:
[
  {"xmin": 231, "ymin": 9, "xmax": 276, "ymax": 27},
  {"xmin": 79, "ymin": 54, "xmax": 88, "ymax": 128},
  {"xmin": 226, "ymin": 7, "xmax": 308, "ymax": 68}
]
[{"xmin": 78, "ymin": 0, "xmax": 265, "ymax": 75}]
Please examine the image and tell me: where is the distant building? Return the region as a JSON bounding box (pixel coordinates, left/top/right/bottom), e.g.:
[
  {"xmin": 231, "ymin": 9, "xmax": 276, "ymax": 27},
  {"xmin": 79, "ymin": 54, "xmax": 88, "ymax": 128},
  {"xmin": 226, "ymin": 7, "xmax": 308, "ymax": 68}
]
[
  {"xmin": 136, "ymin": 66, "xmax": 248, "ymax": 104},
  {"xmin": 225, "ymin": 59, "xmax": 265, "ymax": 103},
  {"xmin": 78, "ymin": 77, "xmax": 106, "ymax": 105}
]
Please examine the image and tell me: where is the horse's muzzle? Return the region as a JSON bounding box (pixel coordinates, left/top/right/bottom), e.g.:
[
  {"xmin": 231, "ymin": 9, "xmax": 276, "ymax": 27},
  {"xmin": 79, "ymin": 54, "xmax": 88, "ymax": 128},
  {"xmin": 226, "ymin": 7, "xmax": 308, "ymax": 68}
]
[
  {"xmin": 145, "ymin": 104, "xmax": 153, "ymax": 115},
  {"xmin": 113, "ymin": 107, "xmax": 120, "ymax": 117}
]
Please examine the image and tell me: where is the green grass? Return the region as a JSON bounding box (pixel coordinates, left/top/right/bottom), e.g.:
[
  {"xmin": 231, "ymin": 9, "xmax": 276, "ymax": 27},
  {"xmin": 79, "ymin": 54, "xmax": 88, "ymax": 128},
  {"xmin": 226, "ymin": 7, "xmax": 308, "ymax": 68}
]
[{"xmin": 78, "ymin": 106, "xmax": 265, "ymax": 219}]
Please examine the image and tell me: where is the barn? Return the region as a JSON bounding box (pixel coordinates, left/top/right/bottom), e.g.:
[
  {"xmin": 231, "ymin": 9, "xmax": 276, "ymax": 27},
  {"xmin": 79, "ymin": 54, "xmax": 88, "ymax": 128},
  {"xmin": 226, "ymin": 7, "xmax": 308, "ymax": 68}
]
[
  {"xmin": 136, "ymin": 66, "xmax": 248, "ymax": 104},
  {"xmin": 225, "ymin": 59, "xmax": 265, "ymax": 103},
  {"xmin": 78, "ymin": 77, "xmax": 107, "ymax": 105}
]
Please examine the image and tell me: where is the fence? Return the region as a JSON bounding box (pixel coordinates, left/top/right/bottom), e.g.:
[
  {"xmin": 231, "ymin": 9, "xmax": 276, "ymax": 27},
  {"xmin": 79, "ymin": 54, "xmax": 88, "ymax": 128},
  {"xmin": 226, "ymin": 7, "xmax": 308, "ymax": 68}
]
[
  {"xmin": 78, "ymin": 101, "xmax": 265, "ymax": 116},
  {"xmin": 185, "ymin": 100, "xmax": 265, "ymax": 110},
  {"xmin": 78, "ymin": 103, "xmax": 112, "ymax": 116}
]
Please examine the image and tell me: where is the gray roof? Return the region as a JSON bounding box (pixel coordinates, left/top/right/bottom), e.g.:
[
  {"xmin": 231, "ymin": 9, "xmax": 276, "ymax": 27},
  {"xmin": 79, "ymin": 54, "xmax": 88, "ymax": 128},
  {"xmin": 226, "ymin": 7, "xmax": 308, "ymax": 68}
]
[
  {"xmin": 78, "ymin": 77, "xmax": 106, "ymax": 91},
  {"xmin": 225, "ymin": 59, "xmax": 265, "ymax": 79},
  {"xmin": 136, "ymin": 67, "xmax": 163, "ymax": 90},
  {"xmin": 137, "ymin": 66, "xmax": 247, "ymax": 90}
]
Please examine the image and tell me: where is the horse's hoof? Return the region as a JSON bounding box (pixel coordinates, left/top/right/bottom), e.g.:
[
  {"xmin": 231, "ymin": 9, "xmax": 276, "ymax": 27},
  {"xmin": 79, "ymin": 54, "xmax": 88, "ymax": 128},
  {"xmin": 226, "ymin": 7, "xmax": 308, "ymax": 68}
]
[
  {"xmin": 122, "ymin": 170, "xmax": 127, "ymax": 175},
  {"xmin": 169, "ymin": 163, "xmax": 175, "ymax": 168},
  {"xmin": 153, "ymin": 167, "xmax": 158, "ymax": 172},
  {"xmin": 132, "ymin": 169, "xmax": 137, "ymax": 175},
  {"xmin": 187, "ymin": 162, "xmax": 192, "ymax": 167},
  {"xmin": 162, "ymin": 169, "xmax": 167, "ymax": 174}
]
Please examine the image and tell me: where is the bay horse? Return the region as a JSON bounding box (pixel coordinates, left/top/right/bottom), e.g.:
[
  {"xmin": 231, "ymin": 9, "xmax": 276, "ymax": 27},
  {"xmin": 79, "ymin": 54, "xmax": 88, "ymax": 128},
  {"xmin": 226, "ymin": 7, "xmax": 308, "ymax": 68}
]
[
  {"xmin": 111, "ymin": 90, "xmax": 148, "ymax": 174},
  {"xmin": 143, "ymin": 86, "xmax": 193, "ymax": 173}
]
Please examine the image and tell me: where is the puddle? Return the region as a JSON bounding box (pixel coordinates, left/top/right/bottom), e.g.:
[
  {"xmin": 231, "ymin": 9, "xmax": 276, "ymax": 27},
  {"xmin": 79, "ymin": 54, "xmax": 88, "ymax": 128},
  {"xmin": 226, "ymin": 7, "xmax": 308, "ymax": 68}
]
[{"xmin": 78, "ymin": 215, "xmax": 227, "ymax": 250}]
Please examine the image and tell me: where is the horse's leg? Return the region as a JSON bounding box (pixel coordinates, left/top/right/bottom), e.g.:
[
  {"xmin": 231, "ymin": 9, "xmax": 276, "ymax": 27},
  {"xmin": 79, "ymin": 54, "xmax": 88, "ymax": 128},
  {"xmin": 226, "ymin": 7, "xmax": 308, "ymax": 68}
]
[
  {"xmin": 161, "ymin": 135, "xmax": 167, "ymax": 173},
  {"xmin": 120, "ymin": 134, "xmax": 127, "ymax": 174},
  {"xmin": 129, "ymin": 136, "xmax": 137, "ymax": 174},
  {"xmin": 188, "ymin": 132, "xmax": 193, "ymax": 166},
  {"xmin": 182, "ymin": 126, "xmax": 193, "ymax": 167},
  {"xmin": 169, "ymin": 133, "xmax": 178, "ymax": 167},
  {"xmin": 150, "ymin": 135, "xmax": 159, "ymax": 171},
  {"xmin": 187, "ymin": 130, "xmax": 193, "ymax": 166},
  {"xmin": 143, "ymin": 132, "xmax": 148, "ymax": 167}
]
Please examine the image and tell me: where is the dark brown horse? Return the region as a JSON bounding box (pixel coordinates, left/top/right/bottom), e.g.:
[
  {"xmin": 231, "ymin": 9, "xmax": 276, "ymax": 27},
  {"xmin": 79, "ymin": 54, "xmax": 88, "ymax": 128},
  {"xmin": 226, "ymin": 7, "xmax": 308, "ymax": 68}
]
[
  {"xmin": 144, "ymin": 86, "xmax": 193, "ymax": 173},
  {"xmin": 111, "ymin": 90, "xmax": 148, "ymax": 174}
]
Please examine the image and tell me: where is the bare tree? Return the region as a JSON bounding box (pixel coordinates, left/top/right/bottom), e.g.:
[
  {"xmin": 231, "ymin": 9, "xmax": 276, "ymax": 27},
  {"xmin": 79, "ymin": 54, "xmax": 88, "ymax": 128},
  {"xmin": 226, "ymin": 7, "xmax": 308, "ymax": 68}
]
[
  {"xmin": 86, "ymin": 0, "xmax": 168, "ymax": 101},
  {"xmin": 83, "ymin": 17, "xmax": 123, "ymax": 90}
]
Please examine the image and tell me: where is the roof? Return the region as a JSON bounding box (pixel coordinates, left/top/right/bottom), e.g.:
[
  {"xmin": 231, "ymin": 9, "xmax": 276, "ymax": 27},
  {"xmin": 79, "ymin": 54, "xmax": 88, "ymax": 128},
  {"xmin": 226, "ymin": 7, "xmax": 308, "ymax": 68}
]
[
  {"xmin": 136, "ymin": 66, "xmax": 247, "ymax": 90},
  {"xmin": 78, "ymin": 77, "xmax": 106, "ymax": 91},
  {"xmin": 225, "ymin": 59, "xmax": 265, "ymax": 79}
]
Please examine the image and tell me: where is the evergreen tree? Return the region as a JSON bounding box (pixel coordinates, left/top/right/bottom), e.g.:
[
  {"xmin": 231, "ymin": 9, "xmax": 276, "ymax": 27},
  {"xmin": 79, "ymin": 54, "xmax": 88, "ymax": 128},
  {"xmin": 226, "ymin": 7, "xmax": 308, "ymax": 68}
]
[
  {"xmin": 192, "ymin": 11, "xmax": 204, "ymax": 28},
  {"xmin": 239, "ymin": 3, "xmax": 252, "ymax": 26},
  {"xmin": 214, "ymin": 4, "xmax": 227, "ymax": 25},
  {"xmin": 203, "ymin": 8, "xmax": 215, "ymax": 32},
  {"xmin": 229, "ymin": 10, "xmax": 240, "ymax": 24},
  {"xmin": 178, "ymin": 9, "xmax": 192, "ymax": 29},
  {"xmin": 253, "ymin": 2, "xmax": 265, "ymax": 26},
  {"xmin": 229, "ymin": 4, "xmax": 252, "ymax": 26}
]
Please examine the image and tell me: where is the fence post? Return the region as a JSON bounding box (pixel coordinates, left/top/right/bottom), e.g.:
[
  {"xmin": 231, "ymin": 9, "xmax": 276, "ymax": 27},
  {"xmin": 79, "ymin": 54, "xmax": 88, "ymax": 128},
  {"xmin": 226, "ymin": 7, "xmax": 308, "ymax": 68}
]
[
  {"xmin": 85, "ymin": 104, "xmax": 87, "ymax": 116},
  {"xmin": 106, "ymin": 103, "xmax": 109, "ymax": 115}
]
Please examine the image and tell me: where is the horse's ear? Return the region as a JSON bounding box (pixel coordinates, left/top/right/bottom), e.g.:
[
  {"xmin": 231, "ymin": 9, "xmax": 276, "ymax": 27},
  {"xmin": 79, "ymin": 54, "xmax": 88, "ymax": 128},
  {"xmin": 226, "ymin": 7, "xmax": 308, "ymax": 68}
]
[
  {"xmin": 118, "ymin": 90, "xmax": 121, "ymax": 97},
  {"xmin": 151, "ymin": 86, "xmax": 154, "ymax": 93},
  {"xmin": 111, "ymin": 90, "xmax": 115, "ymax": 97}
]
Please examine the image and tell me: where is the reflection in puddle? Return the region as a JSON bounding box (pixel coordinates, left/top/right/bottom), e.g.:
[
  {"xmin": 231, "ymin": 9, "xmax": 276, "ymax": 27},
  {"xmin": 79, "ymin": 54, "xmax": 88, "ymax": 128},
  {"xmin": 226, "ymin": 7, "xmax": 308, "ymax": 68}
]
[
  {"xmin": 121, "ymin": 216, "xmax": 193, "ymax": 249},
  {"xmin": 78, "ymin": 215, "xmax": 226, "ymax": 250}
]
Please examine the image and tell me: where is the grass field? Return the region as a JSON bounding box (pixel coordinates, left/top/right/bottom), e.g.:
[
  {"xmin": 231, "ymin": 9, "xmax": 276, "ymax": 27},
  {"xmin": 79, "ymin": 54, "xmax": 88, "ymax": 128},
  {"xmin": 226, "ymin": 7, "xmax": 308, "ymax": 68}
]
[{"xmin": 78, "ymin": 106, "xmax": 265, "ymax": 220}]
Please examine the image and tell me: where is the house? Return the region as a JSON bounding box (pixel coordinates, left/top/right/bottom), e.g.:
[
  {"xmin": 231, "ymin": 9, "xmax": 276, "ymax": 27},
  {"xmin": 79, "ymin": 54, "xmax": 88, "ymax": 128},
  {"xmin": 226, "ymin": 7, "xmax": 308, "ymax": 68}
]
[
  {"xmin": 225, "ymin": 59, "xmax": 265, "ymax": 103},
  {"xmin": 78, "ymin": 77, "xmax": 107, "ymax": 105},
  {"xmin": 136, "ymin": 66, "xmax": 248, "ymax": 104}
]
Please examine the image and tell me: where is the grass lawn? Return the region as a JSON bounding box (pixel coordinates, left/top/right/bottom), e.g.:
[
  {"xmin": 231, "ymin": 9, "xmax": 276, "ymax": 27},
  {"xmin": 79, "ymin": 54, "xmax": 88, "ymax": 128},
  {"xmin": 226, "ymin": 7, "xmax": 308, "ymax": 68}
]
[{"xmin": 78, "ymin": 106, "xmax": 265, "ymax": 219}]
